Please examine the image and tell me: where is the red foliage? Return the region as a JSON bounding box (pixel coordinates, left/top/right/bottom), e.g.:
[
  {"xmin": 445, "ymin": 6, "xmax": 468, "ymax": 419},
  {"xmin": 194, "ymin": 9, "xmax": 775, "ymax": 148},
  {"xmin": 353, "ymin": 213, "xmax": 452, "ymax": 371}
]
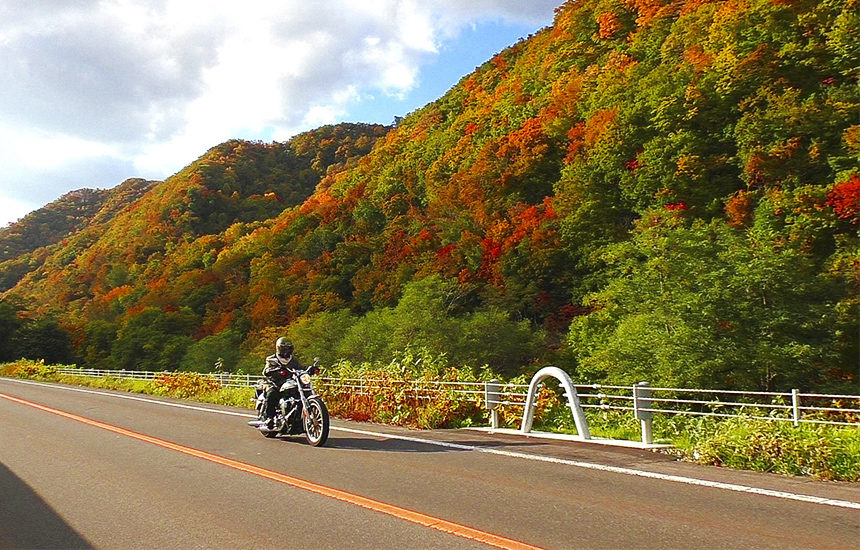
[
  {"xmin": 565, "ymin": 122, "xmax": 586, "ymax": 162},
  {"xmin": 481, "ymin": 238, "xmax": 503, "ymax": 261},
  {"xmin": 436, "ymin": 243, "xmax": 455, "ymax": 258},
  {"xmin": 381, "ymin": 230, "xmax": 414, "ymax": 267},
  {"xmin": 543, "ymin": 197, "xmax": 557, "ymax": 219},
  {"xmin": 663, "ymin": 201, "xmax": 688, "ymax": 211},
  {"xmin": 827, "ymin": 174, "xmax": 860, "ymax": 223},
  {"xmin": 545, "ymin": 303, "xmax": 591, "ymax": 333}
]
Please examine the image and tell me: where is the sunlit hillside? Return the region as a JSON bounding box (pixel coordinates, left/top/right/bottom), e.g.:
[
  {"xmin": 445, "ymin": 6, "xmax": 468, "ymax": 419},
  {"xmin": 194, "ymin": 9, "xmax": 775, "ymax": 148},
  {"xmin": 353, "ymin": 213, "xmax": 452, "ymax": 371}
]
[{"xmin": 1, "ymin": 0, "xmax": 856, "ymax": 392}]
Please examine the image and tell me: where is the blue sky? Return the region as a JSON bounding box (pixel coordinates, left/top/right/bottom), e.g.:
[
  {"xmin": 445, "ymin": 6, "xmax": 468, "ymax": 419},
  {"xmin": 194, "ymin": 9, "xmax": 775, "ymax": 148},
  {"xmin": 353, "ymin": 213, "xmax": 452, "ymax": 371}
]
[
  {"xmin": 0, "ymin": 1, "xmax": 559, "ymax": 228},
  {"xmin": 347, "ymin": 18, "xmax": 546, "ymax": 125}
]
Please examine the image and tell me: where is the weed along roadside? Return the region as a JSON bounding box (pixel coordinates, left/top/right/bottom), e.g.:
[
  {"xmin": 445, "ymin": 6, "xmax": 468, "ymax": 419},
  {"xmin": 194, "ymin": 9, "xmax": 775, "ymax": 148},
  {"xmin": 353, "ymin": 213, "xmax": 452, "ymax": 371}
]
[{"xmin": 3, "ymin": 359, "xmax": 859, "ymax": 482}]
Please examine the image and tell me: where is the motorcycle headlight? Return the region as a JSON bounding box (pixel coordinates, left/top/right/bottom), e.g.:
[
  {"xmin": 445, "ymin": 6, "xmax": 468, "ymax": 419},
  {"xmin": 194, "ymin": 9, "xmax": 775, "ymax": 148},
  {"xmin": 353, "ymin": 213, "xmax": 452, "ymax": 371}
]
[{"xmin": 299, "ymin": 373, "xmax": 312, "ymax": 385}]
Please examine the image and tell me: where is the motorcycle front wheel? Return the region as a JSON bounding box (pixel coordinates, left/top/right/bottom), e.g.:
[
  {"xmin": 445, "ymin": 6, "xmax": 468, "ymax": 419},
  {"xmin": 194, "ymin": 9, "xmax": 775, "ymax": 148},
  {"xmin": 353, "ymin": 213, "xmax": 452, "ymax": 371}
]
[{"xmin": 303, "ymin": 397, "xmax": 330, "ymax": 447}]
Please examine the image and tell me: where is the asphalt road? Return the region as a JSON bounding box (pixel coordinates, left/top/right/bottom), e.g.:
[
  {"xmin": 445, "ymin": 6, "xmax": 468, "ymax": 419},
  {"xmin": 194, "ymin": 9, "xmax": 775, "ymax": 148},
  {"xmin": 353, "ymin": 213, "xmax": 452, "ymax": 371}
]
[{"xmin": 1, "ymin": 377, "xmax": 857, "ymax": 550}]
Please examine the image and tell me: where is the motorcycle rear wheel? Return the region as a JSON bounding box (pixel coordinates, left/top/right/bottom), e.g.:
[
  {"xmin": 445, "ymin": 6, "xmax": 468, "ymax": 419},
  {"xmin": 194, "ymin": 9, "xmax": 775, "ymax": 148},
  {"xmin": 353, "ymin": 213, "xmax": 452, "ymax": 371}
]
[{"xmin": 303, "ymin": 397, "xmax": 330, "ymax": 447}]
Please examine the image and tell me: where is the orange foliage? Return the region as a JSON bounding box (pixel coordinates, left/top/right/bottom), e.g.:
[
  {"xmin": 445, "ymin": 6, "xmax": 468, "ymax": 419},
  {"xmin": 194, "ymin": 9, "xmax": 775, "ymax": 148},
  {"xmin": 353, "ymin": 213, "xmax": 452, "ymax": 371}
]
[
  {"xmin": 684, "ymin": 45, "xmax": 713, "ymax": 71},
  {"xmin": 210, "ymin": 311, "xmax": 234, "ymax": 334},
  {"xmin": 249, "ymin": 295, "xmax": 279, "ymax": 329},
  {"xmin": 565, "ymin": 122, "xmax": 587, "ymax": 161},
  {"xmin": 491, "ymin": 53, "xmax": 508, "ymax": 71},
  {"xmin": 566, "ymin": 108, "xmax": 618, "ymax": 162},
  {"xmin": 544, "ymin": 70, "xmax": 581, "ymax": 120},
  {"xmin": 551, "ymin": 2, "xmax": 576, "ymax": 39},
  {"xmin": 100, "ymin": 284, "xmax": 133, "ymax": 304},
  {"xmin": 586, "ymin": 109, "xmax": 618, "ymax": 145},
  {"xmin": 725, "ymin": 190, "xmax": 754, "ymax": 227},
  {"xmin": 300, "ymin": 190, "xmax": 339, "ymax": 223},
  {"xmin": 496, "ymin": 117, "xmax": 549, "ymax": 174},
  {"xmin": 625, "ymin": 0, "xmax": 676, "ymax": 27},
  {"xmin": 597, "ymin": 12, "xmax": 622, "ymax": 39}
]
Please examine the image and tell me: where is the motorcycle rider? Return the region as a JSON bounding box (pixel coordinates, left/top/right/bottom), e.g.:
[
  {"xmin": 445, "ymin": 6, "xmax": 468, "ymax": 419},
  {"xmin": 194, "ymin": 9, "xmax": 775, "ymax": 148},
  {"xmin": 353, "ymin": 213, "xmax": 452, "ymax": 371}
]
[{"xmin": 261, "ymin": 337, "xmax": 301, "ymax": 430}]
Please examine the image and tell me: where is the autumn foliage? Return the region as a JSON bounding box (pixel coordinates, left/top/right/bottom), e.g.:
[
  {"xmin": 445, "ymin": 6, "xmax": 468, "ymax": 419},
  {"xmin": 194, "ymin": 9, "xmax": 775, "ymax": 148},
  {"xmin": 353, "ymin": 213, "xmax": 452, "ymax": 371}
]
[
  {"xmin": 827, "ymin": 174, "xmax": 860, "ymax": 223},
  {"xmin": 0, "ymin": 0, "xmax": 856, "ymax": 393}
]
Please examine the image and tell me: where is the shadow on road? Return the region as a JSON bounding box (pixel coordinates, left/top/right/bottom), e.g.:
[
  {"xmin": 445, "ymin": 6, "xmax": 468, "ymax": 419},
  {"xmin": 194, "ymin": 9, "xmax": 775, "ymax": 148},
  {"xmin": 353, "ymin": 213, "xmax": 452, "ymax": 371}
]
[
  {"xmin": 323, "ymin": 436, "xmax": 544, "ymax": 453},
  {"xmin": 0, "ymin": 462, "xmax": 93, "ymax": 549}
]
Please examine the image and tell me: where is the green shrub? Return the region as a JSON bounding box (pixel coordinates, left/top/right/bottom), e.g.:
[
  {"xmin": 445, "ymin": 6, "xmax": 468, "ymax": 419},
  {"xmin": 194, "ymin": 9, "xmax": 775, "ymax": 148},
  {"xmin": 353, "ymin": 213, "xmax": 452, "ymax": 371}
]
[
  {"xmin": 153, "ymin": 372, "xmax": 222, "ymax": 399},
  {"xmin": 317, "ymin": 348, "xmax": 488, "ymax": 428},
  {"xmin": 3, "ymin": 360, "xmax": 857, "ymax": 481},
  {"xmin": 1, "ymin": 359, "xmax": 60, "ymax": 380},
  {"xmin": 58, "ymin": 375, "xmax": 156, "ymax": 394},
  {"xmin": 674, "ymin": 417, "xmax": 860, "ymax": 481}
]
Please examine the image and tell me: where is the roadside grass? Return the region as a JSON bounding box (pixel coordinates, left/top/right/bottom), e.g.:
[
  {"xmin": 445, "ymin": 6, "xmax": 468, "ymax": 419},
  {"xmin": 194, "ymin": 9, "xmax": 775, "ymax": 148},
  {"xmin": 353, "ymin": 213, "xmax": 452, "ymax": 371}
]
[
  {"xmin": 0, "ymin": 360, "xmax": 255, "ymax": 409},
  {"xmin": 668, "ymin": 416, "xmax": 860, "ymax": 481},
  {"xmin": 2, "ymin": 359, "xmax": 857, "ymax": 481}
]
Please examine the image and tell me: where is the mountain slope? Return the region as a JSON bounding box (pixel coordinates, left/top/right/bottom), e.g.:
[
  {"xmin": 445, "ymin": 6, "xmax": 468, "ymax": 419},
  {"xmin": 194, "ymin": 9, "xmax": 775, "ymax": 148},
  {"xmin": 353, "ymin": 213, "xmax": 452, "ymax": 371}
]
[
  {"xmin": 0, "ymin": 180, "xmax": 155, "ymax": 261},
  {"xmin": 2, "ymin": 124, "xmax": 387, "ymax": 315},
  {"xmin": 0, "ymin": 179, "xmax": 157, "ymax": 291}
]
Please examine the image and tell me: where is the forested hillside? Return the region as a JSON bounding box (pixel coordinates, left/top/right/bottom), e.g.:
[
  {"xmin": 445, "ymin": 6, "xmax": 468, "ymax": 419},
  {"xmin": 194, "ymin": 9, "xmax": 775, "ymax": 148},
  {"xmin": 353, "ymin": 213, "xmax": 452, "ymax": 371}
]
[
  {"xmin": 0, "ymin": 180, "xmax": 157, "ymax": 261},
  {"xmin": 0, "ymin": 179, "xmax": 157, "ymax": 291},
  {"xmin": 1, "ymin": 0, "xmax": 856, "ymax": 392}
]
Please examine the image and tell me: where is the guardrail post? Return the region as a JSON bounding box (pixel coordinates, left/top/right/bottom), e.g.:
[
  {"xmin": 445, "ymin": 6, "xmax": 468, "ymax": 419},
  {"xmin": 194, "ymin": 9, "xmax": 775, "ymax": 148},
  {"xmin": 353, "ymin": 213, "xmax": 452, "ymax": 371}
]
[
  {"xmin": 521, "ymin": 367, "xmax": 590, "ymax": 439},
  {"xmin": 634, "ymin": 382, "xmax": 653, "ymax": 445},
  {"xmin": 791, "ymin": 389, "xmax": 800, "ymax": 426},
  {"xmin": 485, "ymin": 379, "xmax": 501, "ymax": 429}
]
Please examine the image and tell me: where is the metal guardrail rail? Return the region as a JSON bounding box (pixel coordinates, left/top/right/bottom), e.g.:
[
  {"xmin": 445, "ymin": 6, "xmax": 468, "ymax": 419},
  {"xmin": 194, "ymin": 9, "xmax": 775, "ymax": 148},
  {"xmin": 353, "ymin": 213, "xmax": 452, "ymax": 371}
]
[{"xmin": 53, "ymin": 367, "xmax": 860, "ymax": 428}]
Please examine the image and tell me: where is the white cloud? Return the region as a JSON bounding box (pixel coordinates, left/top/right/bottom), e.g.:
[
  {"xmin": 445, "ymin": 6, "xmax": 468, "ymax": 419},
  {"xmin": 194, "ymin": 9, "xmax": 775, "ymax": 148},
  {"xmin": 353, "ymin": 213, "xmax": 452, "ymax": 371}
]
[
  {"xmin": 0, "ymin": 196, "xmax": 42, "ymax": 228},
  {"xmin": 0, "ymin": 0, "xmax": 559, "ymax": 226},
  {"xmin": 0, "ymin": 124, "xmax": 116, "ymax": 171}
]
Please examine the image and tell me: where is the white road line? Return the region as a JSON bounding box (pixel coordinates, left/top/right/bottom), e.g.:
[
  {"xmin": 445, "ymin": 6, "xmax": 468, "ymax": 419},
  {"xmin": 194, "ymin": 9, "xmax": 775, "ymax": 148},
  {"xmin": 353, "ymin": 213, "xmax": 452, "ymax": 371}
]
[
  {"xmin": 4, "ymin": 378, "xmax": 256, "ymax": 416},
  {"xmin": 4, "ymin": 377, "xmax": 859, "ymax": 510}
]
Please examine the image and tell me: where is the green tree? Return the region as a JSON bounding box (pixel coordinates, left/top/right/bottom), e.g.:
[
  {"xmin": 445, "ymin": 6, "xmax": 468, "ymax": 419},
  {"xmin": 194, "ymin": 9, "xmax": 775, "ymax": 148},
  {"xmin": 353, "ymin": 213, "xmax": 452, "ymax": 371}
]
[
  {"xmin": 570, "ymin": 210, "xmax": 851, "ymax": 391},
  {"xmin": 180, "ymin": 329, "xmax": 243, "ymax": 372},
  {"xmin": 82, "ymin": 320, "xmax": 118, "ymax": 369},
  {"xmin": 110, "ymin": 307, "xmax": 198, "ymax": 371},
  {"xmin": 0, "ymin": 299, "xmax": 22, "ymax": 361},
  {"xmin": 12, "ymin": 318, "xmax": 75, "ymax": 365}
]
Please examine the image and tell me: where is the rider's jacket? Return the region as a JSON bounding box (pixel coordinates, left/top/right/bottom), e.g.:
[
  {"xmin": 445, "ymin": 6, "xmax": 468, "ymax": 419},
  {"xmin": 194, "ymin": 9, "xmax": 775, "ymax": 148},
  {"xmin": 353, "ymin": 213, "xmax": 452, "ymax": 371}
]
[{"xmin": 263, "ymin": 353, "xmax": 300, "ymax": 387}]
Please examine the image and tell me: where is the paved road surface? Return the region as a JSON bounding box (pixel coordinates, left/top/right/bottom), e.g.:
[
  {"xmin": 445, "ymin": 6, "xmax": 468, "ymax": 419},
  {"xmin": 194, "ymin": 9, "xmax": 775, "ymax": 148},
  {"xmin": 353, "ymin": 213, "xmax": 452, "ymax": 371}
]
[{"xmin": 1, "ymin": 377, "xmax": 857, "ymax": 549}]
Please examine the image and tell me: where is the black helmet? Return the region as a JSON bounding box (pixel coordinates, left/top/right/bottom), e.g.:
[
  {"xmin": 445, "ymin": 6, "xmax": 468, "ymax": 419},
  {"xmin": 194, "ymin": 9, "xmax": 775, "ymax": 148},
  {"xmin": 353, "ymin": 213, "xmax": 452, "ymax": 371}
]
[{"xmin": 276, "ymin": 337, "xmax": 293, "ymax": 357}]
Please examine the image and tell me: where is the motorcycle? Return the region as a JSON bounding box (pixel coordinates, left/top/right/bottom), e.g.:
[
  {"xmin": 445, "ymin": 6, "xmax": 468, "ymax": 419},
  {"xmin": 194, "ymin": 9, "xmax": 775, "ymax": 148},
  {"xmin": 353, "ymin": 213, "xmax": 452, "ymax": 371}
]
[{"xmin": 247, "ymin": 357, "xmax": 330, "ymax": 446}]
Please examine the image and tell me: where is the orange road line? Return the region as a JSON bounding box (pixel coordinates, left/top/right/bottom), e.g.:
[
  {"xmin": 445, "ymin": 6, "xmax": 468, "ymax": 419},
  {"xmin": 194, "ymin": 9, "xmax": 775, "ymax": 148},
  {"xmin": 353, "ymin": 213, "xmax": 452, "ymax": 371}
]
[{"xmin": 0, "ymin": 392, "xmax": 543, "ymax": 550}]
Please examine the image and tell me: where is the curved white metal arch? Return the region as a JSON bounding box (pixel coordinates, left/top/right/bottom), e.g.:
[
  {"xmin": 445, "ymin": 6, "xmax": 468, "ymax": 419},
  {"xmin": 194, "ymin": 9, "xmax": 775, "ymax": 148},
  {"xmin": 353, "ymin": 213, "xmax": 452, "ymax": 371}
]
[{"xmin": 520, "ymin": 366, "xmax": 590, "ymax": 439}]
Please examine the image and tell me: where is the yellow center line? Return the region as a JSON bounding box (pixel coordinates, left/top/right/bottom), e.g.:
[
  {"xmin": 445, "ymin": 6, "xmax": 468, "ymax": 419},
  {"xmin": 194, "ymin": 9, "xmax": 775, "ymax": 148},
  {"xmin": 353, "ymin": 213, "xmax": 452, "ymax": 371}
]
[{"xmin": 0, "ymin": 392, "xmax": 543, "ymax": 550}]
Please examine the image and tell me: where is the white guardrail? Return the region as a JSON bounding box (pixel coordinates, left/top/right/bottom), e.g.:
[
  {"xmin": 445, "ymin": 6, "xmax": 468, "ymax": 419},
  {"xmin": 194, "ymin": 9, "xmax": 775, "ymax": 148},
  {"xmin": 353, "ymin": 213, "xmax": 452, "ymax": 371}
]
[{"xmin": 53, "ymin": 366, "xmax": 860, "ymax": 432}]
